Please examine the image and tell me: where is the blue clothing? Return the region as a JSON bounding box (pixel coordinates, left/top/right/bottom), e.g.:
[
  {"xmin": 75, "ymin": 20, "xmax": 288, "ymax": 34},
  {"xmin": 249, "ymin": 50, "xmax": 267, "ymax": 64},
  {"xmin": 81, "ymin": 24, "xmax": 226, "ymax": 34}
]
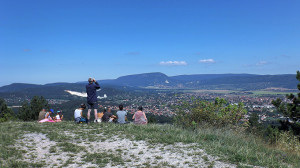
[
  {"xmin": 117, "ymin": 110, "xmax": 127, "ymax": 124},
  {"xmin": 86, "ymin": 81, "xmax": 100, "ymax": 103}
]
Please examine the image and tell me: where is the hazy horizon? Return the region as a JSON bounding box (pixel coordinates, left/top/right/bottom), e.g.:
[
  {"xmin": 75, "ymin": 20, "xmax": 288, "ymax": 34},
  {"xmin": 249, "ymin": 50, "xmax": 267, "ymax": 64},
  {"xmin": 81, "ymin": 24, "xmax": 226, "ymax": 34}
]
[{"xmin": 0, "ymin": 71, "xmax": 297, "ymax": 87}]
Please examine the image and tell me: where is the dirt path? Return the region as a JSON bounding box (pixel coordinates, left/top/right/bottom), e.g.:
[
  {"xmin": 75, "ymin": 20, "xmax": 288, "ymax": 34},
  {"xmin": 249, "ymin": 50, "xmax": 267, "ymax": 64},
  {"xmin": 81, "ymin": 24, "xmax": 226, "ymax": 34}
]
[{"xmin": 15, "ymin": 132, "xmax": 237, "ymax": 168}]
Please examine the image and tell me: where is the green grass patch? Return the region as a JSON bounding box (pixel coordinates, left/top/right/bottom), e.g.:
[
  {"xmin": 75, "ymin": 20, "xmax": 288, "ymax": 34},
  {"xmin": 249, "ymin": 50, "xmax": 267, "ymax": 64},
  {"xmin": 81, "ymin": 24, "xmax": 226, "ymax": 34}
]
[
  {"xmin": 83, "ymin": 152, "xmax": 124, "ymax": 167},
  {"xmin": 1, "ymin": 121, "xmax": 300, "ymax": 167},
  {"xmin": 58, "ymin": 142, "xmax": 86, "ymax": 153}
]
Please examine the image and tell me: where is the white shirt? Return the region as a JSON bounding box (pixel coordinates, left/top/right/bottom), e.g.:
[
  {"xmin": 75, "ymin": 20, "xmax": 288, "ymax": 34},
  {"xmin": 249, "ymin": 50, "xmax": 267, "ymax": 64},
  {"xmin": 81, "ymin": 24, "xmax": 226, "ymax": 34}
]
[{"xmin": 74, "ymin": 109, "xmax": 82, "ymax": 119}]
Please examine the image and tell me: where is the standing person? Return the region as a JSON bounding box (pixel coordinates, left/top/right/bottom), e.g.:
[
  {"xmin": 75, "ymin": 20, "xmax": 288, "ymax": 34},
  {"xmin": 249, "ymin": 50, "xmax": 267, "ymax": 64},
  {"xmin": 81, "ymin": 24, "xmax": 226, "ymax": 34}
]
[
  {"xmin": 132, "ymin": 106, "xmax": 147, "ymax": 125},
  {"xmin": 116, "ymin": 104, "xmax": 128, "ymax": 124},
  {"xmin": 86, "ymin": 77, "xmax": 100, "ymax": 123}
]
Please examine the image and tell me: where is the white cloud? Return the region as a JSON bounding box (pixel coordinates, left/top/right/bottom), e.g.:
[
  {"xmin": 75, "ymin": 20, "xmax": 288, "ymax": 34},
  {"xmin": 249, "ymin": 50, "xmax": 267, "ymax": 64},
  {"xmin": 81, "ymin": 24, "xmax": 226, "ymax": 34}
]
[
  {"xmin": 159, "ymin": 61, "xmax": 187, "ymax": 66},
  {"xmin": 256, "ymin": 61, "xmax": 268, "ymax": 66},
  {"xmin": 199, "ymin": 59, "xmax": 215, "ymax": 63}
]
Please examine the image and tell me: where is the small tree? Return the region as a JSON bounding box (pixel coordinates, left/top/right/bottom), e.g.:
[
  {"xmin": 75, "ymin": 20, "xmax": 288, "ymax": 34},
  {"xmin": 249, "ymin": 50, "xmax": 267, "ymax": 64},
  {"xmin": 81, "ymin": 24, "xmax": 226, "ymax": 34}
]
[
  {"xmin": 272, "ymin": 71, "xmax": 300, "ymax": 134},
  {"xmin": 0, "ymin": 98, "xmax": 14, "ymax": 122},
  {"xmin": 18, "ymin": 101, "xmax": 32, "ymax": 121},
  {"xmin": 18, "ymin": 96, "xmax": 49, "ymax": 121}
]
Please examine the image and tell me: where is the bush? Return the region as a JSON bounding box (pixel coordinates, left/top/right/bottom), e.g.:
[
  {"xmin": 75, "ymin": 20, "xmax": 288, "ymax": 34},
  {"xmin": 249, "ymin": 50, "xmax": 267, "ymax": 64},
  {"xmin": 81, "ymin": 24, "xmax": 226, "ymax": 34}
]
[
  {"xmin": 0, "ymin": 98, "xmax": 14, "ymax": 122},
  {"xmin": 277, "ymin": 131, "xmax": 300, "ymax": 155},
  {"xmin": 174, "ymin": 97, "xmax": 247, "ymax": 128}
]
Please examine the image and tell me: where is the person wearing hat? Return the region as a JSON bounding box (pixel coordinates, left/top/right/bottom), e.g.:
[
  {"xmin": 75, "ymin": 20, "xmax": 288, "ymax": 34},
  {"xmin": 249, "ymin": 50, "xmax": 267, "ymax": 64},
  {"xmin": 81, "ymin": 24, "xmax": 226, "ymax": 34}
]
[
  {"xmin": 55, "ymin": 110, "xmax": 63, "ymax": 122},
  {"xmin": 45, "ymin": 109, "xmax": 54, "ymax": 120},
  {"xmin": 39, "ymin": 109, "xmax": 55, "ymax": 123}
]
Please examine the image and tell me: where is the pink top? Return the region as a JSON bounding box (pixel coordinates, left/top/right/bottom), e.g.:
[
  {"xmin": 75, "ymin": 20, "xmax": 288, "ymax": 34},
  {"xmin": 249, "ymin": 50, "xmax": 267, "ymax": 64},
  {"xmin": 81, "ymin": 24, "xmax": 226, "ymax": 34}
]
[{"xmin": 134, "ymin": 111, "xmax": 147, "ymax": 125}]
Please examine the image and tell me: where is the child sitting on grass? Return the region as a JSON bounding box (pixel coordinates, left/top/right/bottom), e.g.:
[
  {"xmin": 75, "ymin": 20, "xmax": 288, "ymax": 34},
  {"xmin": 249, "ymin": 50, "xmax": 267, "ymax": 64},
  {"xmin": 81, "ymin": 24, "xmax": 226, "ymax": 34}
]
[{"xmin": 74, "ymin": 104, "xmax": 87, "ymax": 124}]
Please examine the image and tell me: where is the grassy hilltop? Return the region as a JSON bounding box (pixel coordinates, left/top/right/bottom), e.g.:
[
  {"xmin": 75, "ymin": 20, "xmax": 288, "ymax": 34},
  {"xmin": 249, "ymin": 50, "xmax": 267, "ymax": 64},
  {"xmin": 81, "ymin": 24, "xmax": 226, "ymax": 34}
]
[{"xmin": 1, "ymin": 121, "xmax": 300, "ymax": 168}]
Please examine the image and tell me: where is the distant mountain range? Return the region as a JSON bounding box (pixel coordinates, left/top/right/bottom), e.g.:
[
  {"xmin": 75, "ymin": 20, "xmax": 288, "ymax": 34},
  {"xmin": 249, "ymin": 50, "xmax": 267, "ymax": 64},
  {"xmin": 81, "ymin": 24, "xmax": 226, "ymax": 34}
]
[
  {"xmin": 0, "ymin": 72, "xmax": 298, "ymax": 97},
  {"xmin": 98, "ymin": 72, "xmax": 298, "ymax": 90}
]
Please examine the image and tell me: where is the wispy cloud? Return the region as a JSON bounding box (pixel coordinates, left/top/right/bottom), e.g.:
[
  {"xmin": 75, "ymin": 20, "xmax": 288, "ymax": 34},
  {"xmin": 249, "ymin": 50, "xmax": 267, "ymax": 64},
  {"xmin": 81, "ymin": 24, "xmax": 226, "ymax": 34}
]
[
  {"xmin": 23, "ymin": 49, "xmax": 31, "ymax": 52},
  {"xmin": 126, "ymin": 52, "xmax": 140, "ymax": 55},
  {"xmin": 256, "ymin": 61, "xmax": 268, "ymax": 66},
  {"xmin": 159, "ymin": 61, "xmax": 187, "ymax": 66},
  {"xmin": 199, "ymin": 59, "xmax": 215, "ymax": 63}
]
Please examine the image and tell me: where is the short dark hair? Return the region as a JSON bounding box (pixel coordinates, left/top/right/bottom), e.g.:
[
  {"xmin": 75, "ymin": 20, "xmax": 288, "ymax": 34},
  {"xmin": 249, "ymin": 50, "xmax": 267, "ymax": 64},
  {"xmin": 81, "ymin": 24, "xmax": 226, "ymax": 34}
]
[
  {"xmin": 119, "ymin": 104, "xmax": 123, "ymax": 110},
  {"xmin": 138, "ymin": 106, "xmax": 143, "ymax": 111},
  {"xmin": 80, "ymin": 103, "xmax": 86, "ymax": 109}
]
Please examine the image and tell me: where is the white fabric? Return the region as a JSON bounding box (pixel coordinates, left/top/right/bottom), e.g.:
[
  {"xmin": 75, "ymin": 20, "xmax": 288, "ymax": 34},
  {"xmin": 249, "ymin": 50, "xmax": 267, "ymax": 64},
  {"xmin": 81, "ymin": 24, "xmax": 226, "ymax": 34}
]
[{"xmin": 74, "ymin": 109, "xmax": 82, "ymax": 119}]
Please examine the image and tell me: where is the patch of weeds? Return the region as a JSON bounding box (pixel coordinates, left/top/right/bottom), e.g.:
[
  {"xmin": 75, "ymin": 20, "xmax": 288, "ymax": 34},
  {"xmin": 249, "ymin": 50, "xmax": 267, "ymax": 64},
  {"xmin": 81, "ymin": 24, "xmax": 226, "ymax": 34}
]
[
  {"xmin": 157, "ymin": 161, "xmax": 175, "ymax": 167},
  {"xmin": 138, "ymin": 151, "xmax": 144, "ymax": 154},
  {"xmin": 184, "ymin": 161, "xmax": 190, "ymax": 164},
  {"xmin": 67, "ymin": 153, "xmax": 76, "ymax": 157},
  {"xmin": 49, "ymin": 146, "xmax": 57, "ymax": 153},
  {"xmin": 47, "ymin": 131, "xmax": 70, "ymax": 142},
  {"xmin": 155, "ymin": 155, "xmax": 163, "ymax": 160},
  {"xmin": 237, "ymin": 164, "xmax": 254, "ymax": 168},
  {"xmin": 125, "ymin": 159, "xmax": 132, "ymax": 162},
  {"xmin": 142, "ymin": 161, "xmax": 151, "ymax": 168},
  {"xmin": 83, "ymin": 152, "xmax": 124, "ymax": 167},
  {"xmin": 61, "ymin": 158, "xmax": 74, "ymax": 167},
  {"xmin": 58, "ymin": 142, "xmax": 86, "ymax": 153},
  {"xmin": 202, "ymin": 155, "xmax": 209, "ymax": 162},
  {"xmin": 6, "ymin": 160, "xmax": 44, "ymax": 168},
  {"xmin": 208, "ymin": 161, "xmax": 215, "ymax": 168},
  {"xmin": 116, "ymin": 149, "xmax": 123, "ymax": 153}
]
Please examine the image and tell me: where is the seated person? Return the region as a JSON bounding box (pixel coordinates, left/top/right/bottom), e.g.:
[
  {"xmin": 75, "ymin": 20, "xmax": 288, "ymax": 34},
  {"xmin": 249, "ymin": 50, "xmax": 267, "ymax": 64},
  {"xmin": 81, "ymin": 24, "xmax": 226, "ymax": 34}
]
[
  {"xmin": 116, "ymin": 104, "xmax": 129, "ymax": 124},
  {"xmin": 38, "ymin": 108, "xmax": 47, "ymax": 121},
  {"xmin": 39, "ymin": 109, "xmax": 55, "ymax": 123},
  {"xmin": 55, "ymin": 110, "xmax": 63, "ymax": 122},
  {"xmin": 102, "ymin": 107, "xmax": 116, "ymax": 123},
  {"xmin": 132, "ymin": 106, "xmax": 147, "ymax": 125},
  {"xmin": 97, "ymin": 111, "xmax": 104, "ymax": 122},
  {"xmin": 74, "ymin": 104, "xmax": 87, "ymax": 124}
]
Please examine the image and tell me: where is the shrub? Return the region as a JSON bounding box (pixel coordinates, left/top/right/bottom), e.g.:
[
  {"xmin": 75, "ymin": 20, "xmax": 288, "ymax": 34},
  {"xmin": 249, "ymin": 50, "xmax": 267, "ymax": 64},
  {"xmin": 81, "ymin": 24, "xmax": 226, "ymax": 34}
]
[
  {"xmin": 277, "ymin": 131, "xmax": 300, "ymax": 155},
  {"xmin": 174, "ymin": 97, "xmax": 247, "ymax": 128},
  {"xmin": 0, "ymin": 98, "xmax": 14, "ymax": 122}
]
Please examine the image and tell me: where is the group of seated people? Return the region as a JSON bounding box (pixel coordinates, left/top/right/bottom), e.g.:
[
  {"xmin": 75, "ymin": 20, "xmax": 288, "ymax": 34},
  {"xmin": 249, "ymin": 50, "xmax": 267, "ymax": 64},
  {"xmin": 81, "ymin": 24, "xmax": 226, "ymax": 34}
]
[
  {"xmin": 38, "ymin": 108, "xmax": 63, "ymax": 123},
  {"xmin": 37, "ymin": 104, "xmax": 147, "ymax": 125},
  {"xmin": 74, "ymin": 104, "xmax": 148, "ymax": 125}
]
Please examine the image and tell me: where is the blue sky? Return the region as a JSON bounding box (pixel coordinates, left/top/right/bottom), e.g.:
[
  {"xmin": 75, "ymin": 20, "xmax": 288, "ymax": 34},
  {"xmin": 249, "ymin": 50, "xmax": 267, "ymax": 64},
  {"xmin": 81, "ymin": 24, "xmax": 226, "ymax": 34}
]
[{"xmin": 0, "ymin": 0, "xmax": 299, "ymax": 86}]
